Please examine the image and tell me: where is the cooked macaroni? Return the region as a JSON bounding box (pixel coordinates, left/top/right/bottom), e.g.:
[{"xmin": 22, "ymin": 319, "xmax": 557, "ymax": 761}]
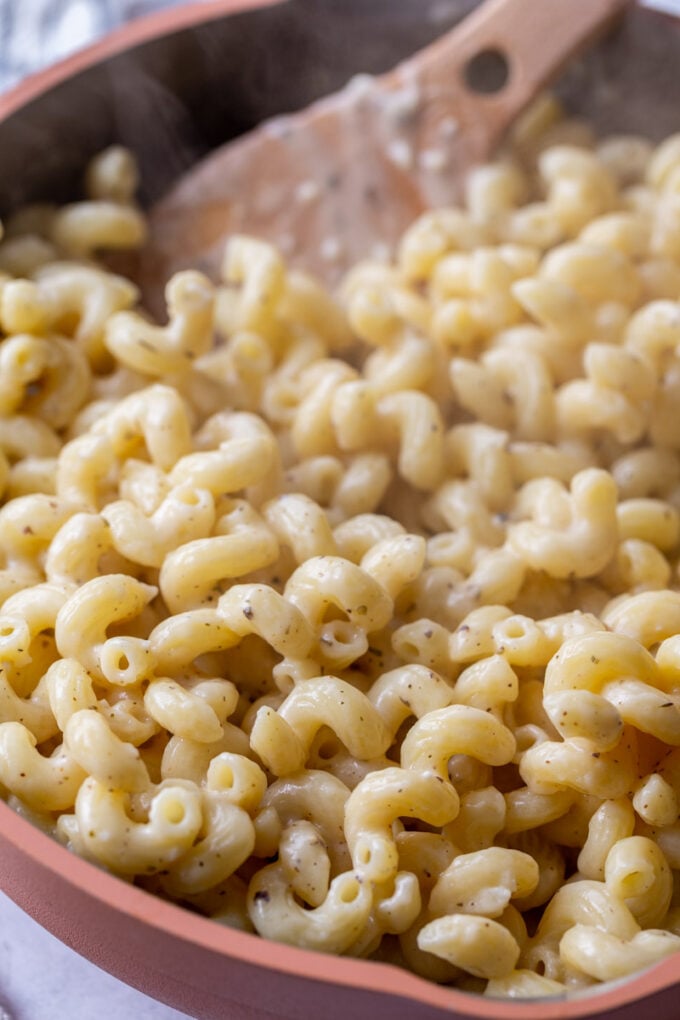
[{"xmin": 5, "ymin": 100, "xmax": 680, "ymax": 999}]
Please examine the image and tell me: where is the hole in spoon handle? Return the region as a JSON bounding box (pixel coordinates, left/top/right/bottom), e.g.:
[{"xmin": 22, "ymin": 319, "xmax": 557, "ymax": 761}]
[
  {"xmin": 403, "ymin": 0, "xmax": 630, "ymax": 151},
  {"xmin": 463, "ymin": 48, "xmax": 511, "ymax": 95}
]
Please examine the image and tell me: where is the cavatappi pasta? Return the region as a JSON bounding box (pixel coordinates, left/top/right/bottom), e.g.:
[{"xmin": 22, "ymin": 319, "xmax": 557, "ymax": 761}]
[{"xmin": 6, "ymin": 99, "xmax": 680, "ymax": 998}]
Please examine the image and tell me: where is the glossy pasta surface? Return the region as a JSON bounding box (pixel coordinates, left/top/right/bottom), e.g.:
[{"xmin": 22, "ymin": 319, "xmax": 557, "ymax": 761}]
[{"xmin": 4, "ymin": 104, "xmax": 680, "ymax": 999}]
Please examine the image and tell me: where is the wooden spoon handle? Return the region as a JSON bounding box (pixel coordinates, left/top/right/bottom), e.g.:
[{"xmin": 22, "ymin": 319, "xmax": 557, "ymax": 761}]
[{"xmin": 393, "ymin": 0, "xmax": 630, "ymax": 154}]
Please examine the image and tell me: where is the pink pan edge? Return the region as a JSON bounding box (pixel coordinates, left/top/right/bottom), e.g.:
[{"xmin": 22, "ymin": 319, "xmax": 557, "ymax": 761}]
[
  {"xmin": 1, "ymin": 1, "xmax": 680, "ymax": 1018},
  {"xmin": 3, "ymin": 797, "xmax": 678, "ymax": 1019}
]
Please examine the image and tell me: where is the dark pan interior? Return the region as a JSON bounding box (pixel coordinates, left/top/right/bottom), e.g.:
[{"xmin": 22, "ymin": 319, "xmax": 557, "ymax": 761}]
[{"xmin": 0, "ymin": 1, "xmax": 678, "ymax": 214}]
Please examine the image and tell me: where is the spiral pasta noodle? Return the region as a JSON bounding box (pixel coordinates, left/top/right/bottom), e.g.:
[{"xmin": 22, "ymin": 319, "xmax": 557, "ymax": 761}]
[{"xmin": 5, "ymin": 102, "xmax": 680, "ymax": 999}]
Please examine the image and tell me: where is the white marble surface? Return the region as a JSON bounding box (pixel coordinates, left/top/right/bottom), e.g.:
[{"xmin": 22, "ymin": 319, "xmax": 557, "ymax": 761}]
[
  {"xmin": 0, "ymin": 0, "xmax": 198, "ymax": 91},
  {"xmin": 0, "ymin": 892, "xmax": 192, "ymax": 1020}
]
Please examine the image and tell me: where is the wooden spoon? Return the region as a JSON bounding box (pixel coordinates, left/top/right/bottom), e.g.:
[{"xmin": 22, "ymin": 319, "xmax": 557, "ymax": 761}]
[{"xmin": 139, "ymin": 0, "xmax": 629, "ymax": 306}]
